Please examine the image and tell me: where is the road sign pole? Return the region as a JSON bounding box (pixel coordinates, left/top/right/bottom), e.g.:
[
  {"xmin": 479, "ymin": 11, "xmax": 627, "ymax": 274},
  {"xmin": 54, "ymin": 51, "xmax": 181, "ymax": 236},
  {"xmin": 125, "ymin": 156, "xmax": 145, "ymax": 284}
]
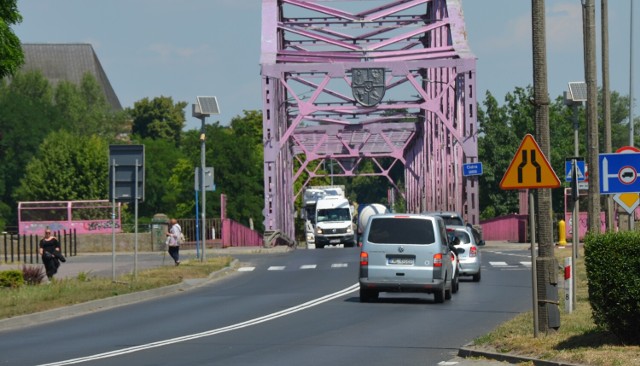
[
  {"xmin": 571, "ymin": 158, "xmax": 578, "ymax": 310},
  {"xmin": 530, "ymin": 191, "xmax": 539, "ymax": 338}
]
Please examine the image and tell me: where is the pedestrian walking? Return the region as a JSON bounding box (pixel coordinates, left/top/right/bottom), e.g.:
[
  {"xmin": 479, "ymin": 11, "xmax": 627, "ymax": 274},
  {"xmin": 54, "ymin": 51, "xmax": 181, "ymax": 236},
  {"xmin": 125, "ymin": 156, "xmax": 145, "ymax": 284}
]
[
  {"xmin": 166, "ymin": 219, "xmax": 182, "ymax": 265},
  {"xmin": 39, "ymin": 228, "xmax": 65, "ymax": 280}
]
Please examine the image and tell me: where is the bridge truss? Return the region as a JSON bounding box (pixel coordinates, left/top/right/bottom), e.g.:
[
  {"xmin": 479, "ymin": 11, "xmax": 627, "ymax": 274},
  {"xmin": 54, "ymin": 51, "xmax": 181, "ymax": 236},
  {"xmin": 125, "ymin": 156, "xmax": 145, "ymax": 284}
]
[{"xmin": 260, "ymin": 0, "xmax": 479, "ymax": 243}]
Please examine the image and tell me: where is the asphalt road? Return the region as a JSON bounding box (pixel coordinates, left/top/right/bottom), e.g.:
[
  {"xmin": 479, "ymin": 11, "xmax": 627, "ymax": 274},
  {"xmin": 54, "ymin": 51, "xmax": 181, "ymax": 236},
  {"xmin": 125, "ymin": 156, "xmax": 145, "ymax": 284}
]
[{"xmin": 0, "ymin": 243, "xmax": 535, "ymax": 366}]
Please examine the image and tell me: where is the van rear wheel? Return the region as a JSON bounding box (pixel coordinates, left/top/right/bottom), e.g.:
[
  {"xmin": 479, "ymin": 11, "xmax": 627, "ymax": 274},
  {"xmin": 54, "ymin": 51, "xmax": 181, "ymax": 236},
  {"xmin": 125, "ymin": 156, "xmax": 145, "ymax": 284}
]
[{"xmin": 433, "ymin": 286, "xmax": 445, "ymax": 303}]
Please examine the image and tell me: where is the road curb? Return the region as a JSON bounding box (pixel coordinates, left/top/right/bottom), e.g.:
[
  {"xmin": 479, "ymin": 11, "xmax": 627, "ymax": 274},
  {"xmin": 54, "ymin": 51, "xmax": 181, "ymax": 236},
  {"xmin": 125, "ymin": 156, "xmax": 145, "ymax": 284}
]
[{"xmin": 458, "ymin": 345, "xmax": 586, "ymax": 366}]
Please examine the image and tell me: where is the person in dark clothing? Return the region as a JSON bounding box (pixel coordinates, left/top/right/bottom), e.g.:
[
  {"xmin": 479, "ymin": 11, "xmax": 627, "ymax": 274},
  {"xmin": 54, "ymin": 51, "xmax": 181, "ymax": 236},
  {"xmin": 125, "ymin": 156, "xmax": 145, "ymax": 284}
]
[{"xmin": 39, "ymin": 228, "xmax": 63, "ymax": 280}]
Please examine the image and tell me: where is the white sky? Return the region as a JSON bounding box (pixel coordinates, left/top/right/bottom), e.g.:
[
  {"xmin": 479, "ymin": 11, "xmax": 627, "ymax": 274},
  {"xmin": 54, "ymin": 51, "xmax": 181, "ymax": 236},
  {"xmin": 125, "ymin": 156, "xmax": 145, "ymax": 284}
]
[{"xmin": 12, "ymin": 0, "xmax": 639, "ymax": 132}]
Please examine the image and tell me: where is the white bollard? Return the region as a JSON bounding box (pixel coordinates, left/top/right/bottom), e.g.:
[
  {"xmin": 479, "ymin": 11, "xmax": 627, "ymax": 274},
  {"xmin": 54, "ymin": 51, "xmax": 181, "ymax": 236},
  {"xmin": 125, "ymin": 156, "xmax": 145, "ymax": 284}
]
[{"xmin": 564, "ymin": 257, "xmax": 573, "ymax": 313}]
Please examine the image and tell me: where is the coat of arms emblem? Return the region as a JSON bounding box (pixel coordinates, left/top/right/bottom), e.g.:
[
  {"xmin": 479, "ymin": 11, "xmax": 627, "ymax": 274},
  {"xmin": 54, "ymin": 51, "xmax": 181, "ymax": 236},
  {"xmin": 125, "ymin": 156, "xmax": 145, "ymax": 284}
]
[{"xmin": 351, "ymin": 68, "xmax": 386, "ymax": 107}]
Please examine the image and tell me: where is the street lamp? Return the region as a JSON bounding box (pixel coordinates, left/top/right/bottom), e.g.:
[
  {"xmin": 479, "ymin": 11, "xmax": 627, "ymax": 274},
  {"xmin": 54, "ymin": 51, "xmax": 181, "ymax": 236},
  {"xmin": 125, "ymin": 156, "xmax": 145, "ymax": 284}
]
[
  {"xmin": 563, "ymin": 81, "xmax": 586, "ymax": 312},
  {"xmin": 192, "ymin": 96, "xmax": 220, "ymax": 262}
]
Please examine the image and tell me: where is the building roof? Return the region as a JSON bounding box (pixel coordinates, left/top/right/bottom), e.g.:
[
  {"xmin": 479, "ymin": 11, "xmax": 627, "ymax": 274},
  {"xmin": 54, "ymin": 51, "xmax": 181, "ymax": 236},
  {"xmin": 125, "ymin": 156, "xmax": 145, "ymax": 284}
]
[{"xmin": 20, "ymin": 43, "xmax": 122, "ymax": 110}]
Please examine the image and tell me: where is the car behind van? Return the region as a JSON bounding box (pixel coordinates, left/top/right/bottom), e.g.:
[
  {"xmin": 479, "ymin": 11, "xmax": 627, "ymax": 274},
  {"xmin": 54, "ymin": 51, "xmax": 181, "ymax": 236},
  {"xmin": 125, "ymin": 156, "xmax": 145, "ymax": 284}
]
[{"xmin": 358, "ymin": 213, "xmax": 455, "ymax": 303}]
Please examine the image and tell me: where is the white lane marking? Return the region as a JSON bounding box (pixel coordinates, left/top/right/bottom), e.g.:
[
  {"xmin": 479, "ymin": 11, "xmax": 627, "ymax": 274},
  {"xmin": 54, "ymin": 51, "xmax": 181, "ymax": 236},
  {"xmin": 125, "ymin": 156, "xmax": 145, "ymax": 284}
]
[
  {"xmin": 36, "ymin": 283, "xmax": 361, "ymax": 366},
  {"xmin": 237, "ymin": 267, "xmax": 255, "ymax": 272},
  {"xmin": 331, "ymin": 263, "xmax": 348, "ymax": 268},
  {"xmin": 268, "ymin": 266, "xmax": 285, "ymax": 271},
  {"xmin": 438, "ymin": 362, "xmax": 460, "ymax": 366},
  {"xmin": 490, "ymin": 261, "xmax": 508, "ymax": 267},
  {"xmin": 521, "ymin": 261, "xmax": 532, "ymax": 267},
  {"xmin": 300, "ymin": 264, "xmax": 317, "ymax": 269}
]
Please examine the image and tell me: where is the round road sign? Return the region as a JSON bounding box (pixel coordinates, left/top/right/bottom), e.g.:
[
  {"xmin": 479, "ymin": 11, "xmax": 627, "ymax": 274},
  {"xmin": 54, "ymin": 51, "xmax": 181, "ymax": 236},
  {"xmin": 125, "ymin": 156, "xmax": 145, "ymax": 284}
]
[{"xmin": 618, "ymin": 166, "xmax": 637, "ymax": 185}]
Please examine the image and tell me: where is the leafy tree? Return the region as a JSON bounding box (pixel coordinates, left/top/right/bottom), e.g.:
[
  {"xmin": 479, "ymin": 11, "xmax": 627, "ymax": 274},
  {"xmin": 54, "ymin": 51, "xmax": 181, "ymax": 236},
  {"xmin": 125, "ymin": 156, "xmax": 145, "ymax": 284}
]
[
  {"xmin": 13, "ymin": 131, "xmax": 109, "ymax": 201},
  {"xmin": 0, "ymin": 0, "xmax": 24, "ymax": 78},
  {"xmin": 129, "ymin": 96, "xmax": 187, "ymax": 145},
  {"xmin": 55, "ymin": 74, "xmax": 130, "ymax": 138},
  {"xmin": 477, "ymin": 91, "xmax": 520, "ymax": 219}
]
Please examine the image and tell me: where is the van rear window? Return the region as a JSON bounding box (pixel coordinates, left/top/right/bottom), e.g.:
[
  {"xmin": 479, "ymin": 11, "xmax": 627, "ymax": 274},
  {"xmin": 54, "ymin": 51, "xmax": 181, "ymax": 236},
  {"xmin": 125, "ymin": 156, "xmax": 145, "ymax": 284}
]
[{"xmin": 367, "ymin": 218, "xmax": 435, "ymax": 244}]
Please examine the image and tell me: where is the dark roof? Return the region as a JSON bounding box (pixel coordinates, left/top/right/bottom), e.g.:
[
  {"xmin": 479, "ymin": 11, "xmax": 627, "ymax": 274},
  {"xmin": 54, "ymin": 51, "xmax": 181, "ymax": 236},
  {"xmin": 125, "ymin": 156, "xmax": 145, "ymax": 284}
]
[{"xmin": 20, "ymin": 43, "xmax": 122, "ymax": 110}]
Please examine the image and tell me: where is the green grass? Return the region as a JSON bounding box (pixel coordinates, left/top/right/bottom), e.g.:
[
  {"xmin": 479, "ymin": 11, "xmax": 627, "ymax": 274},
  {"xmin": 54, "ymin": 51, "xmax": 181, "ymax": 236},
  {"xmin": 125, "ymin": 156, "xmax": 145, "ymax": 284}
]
[
  {"xmin": 0, "ymin": 256, "xmax": 232, "ymax": 320},
  {"xmin": 473, "ymin": 246, "xmax": 640, "ymax": 366}
]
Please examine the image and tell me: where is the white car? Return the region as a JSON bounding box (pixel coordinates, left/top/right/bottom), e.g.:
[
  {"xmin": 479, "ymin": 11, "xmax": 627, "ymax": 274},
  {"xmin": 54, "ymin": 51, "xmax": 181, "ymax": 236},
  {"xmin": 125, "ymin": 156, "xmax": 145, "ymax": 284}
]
[{"xmin": 447, "ymin": 225, "xmax": 484, "ymax": 282}]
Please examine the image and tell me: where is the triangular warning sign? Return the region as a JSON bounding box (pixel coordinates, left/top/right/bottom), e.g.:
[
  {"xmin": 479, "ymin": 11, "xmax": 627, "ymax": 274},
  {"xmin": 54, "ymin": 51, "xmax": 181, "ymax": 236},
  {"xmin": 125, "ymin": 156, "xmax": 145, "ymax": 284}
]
[{"xmin": 500, "ymin": 134, "xmax": 561, "ymax": 190}]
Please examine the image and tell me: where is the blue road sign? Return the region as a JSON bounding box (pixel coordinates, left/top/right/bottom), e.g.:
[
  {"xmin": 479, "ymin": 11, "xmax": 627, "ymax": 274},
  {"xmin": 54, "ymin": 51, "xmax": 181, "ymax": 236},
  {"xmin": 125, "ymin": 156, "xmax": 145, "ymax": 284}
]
[
  {"xmin": 463, "ymin": 162, "xmax": 483, "ymax": 177},
  {"xmin": 599, "ymin": 152, "xmax": 640, "ymax": 194},
  {"xmin": 565, "ymin": 160, "xmax": 585, "ymax": 182}
]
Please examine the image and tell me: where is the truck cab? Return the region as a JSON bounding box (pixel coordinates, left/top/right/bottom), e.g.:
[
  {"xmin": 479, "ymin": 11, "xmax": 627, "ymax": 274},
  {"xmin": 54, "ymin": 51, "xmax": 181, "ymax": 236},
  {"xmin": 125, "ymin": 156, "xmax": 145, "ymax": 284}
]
[{"xmin": 314, "ymin": 196, "xmax": 356, "ymax": 248}]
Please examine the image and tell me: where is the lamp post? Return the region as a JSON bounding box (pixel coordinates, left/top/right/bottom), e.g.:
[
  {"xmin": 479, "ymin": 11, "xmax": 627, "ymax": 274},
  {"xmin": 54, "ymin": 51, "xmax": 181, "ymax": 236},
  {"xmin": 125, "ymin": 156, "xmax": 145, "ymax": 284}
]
[
  {"xmin": 192, "ymin": 96, "xmax": 220, "ymax": 262},
  {"xmin": 564, "ymin": 81, "xmax": 586, "ymax": 312}
]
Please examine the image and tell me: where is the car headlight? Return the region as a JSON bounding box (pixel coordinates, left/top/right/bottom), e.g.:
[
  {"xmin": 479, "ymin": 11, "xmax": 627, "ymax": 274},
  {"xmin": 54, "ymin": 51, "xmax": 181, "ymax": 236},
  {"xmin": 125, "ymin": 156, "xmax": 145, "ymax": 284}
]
[
  {"xmin": 346, "ymin": 226, "xmax": 353, "ymax": 234},
  {"xmin": 316, "ymin": 227, "xmax": 323, "ymax": 234}
]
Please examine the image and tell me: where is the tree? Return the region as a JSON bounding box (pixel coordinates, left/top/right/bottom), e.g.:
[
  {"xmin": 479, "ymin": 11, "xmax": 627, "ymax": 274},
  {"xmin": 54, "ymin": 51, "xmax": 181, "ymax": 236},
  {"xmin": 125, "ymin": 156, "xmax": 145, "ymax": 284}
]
[
  {"xmin": 129, "ymin": 96, "xmax": 187, "ymax": 145},
  {"xmin": 13, "ymin": 131, "xmax": 109, "ymax": 201},
  {"xmin": 0, "ymin": 0, "xmax": 24, "ymax": 78}
]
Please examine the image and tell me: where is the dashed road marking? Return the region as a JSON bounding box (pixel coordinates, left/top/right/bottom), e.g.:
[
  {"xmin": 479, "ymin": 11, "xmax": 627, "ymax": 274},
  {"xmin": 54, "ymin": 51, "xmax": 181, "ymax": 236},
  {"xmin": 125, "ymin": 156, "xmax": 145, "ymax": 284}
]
[
  {"xmin": 268, "ymin": 266, "xmax": 286, "ymax": 271},
  {"xmin": 331, "ymin": 263, "xmax": 348, "ymax": 268},
  {"xmin": 300, "ymin": 264, "xmax": 317, "ymax": 270},
  {"xmin": 237, "ymin": 267, "xmax": 255, "ymax": 272}
]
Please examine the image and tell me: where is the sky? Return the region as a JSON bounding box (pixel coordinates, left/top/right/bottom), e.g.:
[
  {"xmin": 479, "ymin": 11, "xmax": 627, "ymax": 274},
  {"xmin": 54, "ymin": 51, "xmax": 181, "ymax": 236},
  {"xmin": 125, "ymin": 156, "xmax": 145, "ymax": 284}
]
[{"xmin": 12, "ymin": 0, "xmax": 640, "ymax": 132}]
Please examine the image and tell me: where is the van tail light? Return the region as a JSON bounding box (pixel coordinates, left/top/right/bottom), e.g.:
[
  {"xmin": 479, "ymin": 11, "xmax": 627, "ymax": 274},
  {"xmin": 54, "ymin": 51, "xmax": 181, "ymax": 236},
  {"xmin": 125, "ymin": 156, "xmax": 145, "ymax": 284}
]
[
  {"xmin": 433, "ymin": 253, "xmax": 443, "ymax": 267},
  {"xmin": 360, "ymin": 252, "xmax": 369, "ymax": 266},
  {"xmin": 470, "ymin": 246, "xmax": 477, "ymax": 257}
]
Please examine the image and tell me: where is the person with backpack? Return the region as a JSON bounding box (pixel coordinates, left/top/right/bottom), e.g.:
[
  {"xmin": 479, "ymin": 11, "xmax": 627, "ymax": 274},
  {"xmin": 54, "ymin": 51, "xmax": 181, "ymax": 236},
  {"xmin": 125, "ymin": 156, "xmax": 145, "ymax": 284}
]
[{"xmin": 166, "ymin": 218, "xmax": 182, "ymax": 266}]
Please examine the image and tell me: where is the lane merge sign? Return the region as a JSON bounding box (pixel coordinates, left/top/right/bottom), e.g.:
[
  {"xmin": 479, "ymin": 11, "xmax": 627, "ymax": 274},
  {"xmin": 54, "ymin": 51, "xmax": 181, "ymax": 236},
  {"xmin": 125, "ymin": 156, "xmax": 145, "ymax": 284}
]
[{"xmin": 500, "ymin": 134, "xmax": 560, "ymax": 190}]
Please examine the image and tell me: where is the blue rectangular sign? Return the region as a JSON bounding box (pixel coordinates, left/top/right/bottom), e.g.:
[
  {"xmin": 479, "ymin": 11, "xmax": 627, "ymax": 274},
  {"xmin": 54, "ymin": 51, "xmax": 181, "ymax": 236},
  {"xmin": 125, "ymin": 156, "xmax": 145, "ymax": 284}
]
[
  {"xmin": 599, "ymin": 153, "xmax": 640, "ymax": 194},
  {"xmin": 463, "ymin": 162, "xmax": 483, "ymax": 177},
  {"xmin": 564, "ymin": 160, "xmax": 585, "ymax": 182}
]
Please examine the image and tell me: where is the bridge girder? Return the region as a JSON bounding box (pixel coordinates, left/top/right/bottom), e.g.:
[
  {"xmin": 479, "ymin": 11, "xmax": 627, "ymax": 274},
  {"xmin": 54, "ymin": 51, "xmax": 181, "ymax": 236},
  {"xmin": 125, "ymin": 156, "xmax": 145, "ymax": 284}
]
[{"xmin": 260, "ymin": 0, "xmax": 478, "ymax": 244}]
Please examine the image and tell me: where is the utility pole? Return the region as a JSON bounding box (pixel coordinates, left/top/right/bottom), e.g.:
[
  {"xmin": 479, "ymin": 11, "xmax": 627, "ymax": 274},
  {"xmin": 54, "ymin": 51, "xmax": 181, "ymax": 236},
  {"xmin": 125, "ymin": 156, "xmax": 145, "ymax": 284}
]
[
  {"xmin": 582, "ymin": 0, "xmax": 601, "ymax": 234},
  {"xmin": 532, "ymin": 0, "xmax": 559, "ymax": 334},
  {"xmin": 601, "ymin": 0, "xmax": 614, "ymax": 231}
]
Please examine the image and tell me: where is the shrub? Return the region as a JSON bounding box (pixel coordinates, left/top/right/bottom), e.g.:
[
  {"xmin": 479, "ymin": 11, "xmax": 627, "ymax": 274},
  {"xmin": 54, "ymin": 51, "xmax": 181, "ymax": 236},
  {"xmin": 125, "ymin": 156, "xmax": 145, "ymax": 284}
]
[
  {"xmin": 22, "ymin": 265, "xmax": 46, "ymax": 285},
  {"xmin": 0, "ymin": 270, "xmax": 24, "ymax": 288},
  {"xmin": 584, "ymin": 231, "xmax": 640, "ymax": 344}
]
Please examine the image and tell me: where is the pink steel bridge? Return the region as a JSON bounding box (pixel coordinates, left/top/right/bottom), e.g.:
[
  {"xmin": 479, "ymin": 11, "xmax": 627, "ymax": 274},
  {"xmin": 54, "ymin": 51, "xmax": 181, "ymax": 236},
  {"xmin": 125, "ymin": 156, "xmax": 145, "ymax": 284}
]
[{"xmin": 260, "ymin": 0, "xmax": 479, "ymax": 245}]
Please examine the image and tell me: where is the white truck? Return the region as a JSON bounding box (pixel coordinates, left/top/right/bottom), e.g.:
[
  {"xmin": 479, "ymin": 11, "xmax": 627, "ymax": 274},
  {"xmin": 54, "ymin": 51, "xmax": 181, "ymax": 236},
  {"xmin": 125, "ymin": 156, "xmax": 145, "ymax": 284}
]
[{"xmin": 301, "ymin": 186, "xmax": 356, "ymax": 249}]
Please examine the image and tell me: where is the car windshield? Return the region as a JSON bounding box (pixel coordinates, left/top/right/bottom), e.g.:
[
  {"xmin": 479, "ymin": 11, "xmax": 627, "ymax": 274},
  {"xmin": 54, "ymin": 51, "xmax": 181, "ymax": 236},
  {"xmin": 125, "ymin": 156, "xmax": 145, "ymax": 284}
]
[
  {"xmin": 368, "ymin": 218, "xmax": 435, "ymax": 245},
  {"xmin": 450, "ymin": 230, "xmax": 471, "ymax": 244},
  {"xmin": 440, "ymin": 216, "xmax": 464, "ymax": 226},
  {"xmin": 316, "ymin": 208, "xmax": 351, "ymax": 222}
]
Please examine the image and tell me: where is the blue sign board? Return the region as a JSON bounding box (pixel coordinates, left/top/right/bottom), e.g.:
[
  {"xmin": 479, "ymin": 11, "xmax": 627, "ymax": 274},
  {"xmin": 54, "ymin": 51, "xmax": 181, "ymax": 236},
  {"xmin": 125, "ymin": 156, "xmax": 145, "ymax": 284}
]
[
  {"xmin": 599, "ymin": 152, "xmax": 640, "ymax": 194},
  {"xmin": 463, "ymin": 162, "xmax": 483, "ymax": 177},
  {"xmin": 564, "ymin": 160, "xmax": 586, "ymax": 182}
]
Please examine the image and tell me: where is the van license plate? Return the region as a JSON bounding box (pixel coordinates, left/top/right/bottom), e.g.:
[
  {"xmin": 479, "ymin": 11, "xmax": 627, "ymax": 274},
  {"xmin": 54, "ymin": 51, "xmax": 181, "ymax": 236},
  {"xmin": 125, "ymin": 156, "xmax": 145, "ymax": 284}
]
[
  {"xmin": 388, "ymin": 258, "xmax": 414, "ymax": 265},
  {"xmin": 329, "ymin": 239, "xmax": 341, "ymax": 244}
]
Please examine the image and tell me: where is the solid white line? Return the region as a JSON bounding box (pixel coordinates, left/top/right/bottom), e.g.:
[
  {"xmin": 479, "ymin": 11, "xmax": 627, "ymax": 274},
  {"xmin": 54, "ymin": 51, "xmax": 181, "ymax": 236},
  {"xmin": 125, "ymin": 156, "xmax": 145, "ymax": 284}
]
[{"xmin": 37, "ymin": 283, "xmax": 360, "ymax": 366}]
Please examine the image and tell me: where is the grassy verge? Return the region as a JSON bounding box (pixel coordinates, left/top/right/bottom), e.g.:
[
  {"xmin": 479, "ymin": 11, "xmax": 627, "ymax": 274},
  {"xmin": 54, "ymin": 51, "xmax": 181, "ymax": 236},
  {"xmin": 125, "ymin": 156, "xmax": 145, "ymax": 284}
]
[
  {"xmin": 472, "ymin": 246, "xmax": 640, "ymax": 366},
  {"xmin": 0, "ymin": 256, "xmax": 232, "ymax": 320}
]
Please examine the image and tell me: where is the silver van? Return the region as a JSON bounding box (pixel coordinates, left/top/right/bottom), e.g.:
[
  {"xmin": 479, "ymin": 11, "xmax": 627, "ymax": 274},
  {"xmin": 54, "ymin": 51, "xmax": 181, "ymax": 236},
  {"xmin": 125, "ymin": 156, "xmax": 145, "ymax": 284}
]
[{"xmin": 358, "ymin": 213, "xmax": 455, "ymax": 303}]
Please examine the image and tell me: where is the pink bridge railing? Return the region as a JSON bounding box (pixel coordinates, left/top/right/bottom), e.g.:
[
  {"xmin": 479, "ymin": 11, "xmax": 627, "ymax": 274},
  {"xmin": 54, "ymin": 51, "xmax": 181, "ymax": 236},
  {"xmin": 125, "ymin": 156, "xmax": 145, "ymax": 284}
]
[{"xmin": 221, "ymin": 218, "xmax": 264, "ymax": 247}]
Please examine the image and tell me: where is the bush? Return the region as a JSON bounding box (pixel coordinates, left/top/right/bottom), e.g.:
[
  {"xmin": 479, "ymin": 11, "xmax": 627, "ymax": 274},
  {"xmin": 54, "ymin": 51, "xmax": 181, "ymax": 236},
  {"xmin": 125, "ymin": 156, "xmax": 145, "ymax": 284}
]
[
  {"xmin": 0, "ymin": 270, "xmax": 24, "ymax": 288},
  {"xmin": 22, "ymin": 265, "xmax": 46, "ymax": 285},
  {"xmin": 584, "ymin": 231, "xmax": 640, "ymax": 344}
]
